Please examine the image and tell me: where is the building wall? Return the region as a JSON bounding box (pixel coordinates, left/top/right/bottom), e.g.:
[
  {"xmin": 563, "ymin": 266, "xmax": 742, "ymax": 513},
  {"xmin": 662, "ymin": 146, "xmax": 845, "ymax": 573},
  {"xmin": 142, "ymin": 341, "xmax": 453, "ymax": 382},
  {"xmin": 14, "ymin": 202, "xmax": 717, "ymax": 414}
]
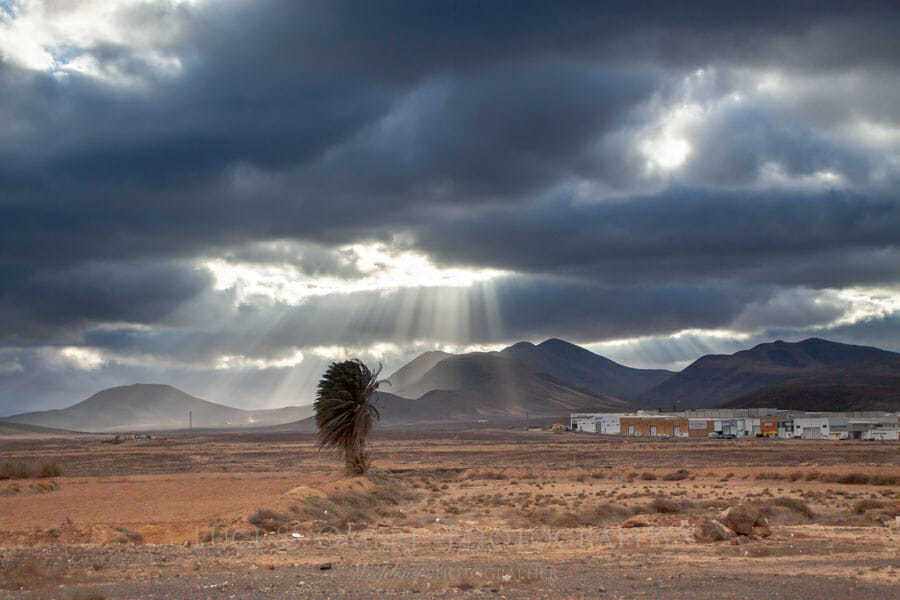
[
  {"xmin": 862, "ymin": 428, "xmax": 900, "ymax": 441},
  {"xmin": 793, "ymin": 418, "xmax": 829, "ymax": 439},
  {"xmin": 760, "ymin": 419, "xmax": 779, "ymax": 437},
  {"xmin": 760, "ymin": 419, "xmax": 794, "ymax": 438},
  {"xmin": 599, "ymin": 416, "xmax": 621, "ymax": 435},
  {"xmin": 620, "ymin": 417, "xmax": 689, "ymax": 437},
  {"xmin": 688, "ymin": 419, "xmax": 713, "ymax": 437},
  {"xmin": 570, "ymin": 414, "xmax": 622, "ymax": 434},
  {"xmin": 571, "ymin": 416, "xmax": 598, "ymax": 433}
]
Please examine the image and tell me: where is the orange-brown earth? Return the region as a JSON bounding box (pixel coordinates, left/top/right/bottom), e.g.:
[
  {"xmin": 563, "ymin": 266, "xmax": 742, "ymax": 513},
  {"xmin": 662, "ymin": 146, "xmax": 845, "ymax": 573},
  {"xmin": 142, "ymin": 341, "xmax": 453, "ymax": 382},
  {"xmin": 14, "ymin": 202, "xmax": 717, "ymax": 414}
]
[{"xmin": 0, "ymin": 430, "xmax": 898, "ymax": 599}]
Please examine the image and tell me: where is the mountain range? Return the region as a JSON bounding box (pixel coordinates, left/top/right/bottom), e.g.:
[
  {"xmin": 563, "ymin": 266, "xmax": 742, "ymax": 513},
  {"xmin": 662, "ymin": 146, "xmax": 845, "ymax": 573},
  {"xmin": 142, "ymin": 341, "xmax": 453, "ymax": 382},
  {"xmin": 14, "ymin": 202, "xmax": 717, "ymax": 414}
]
[
  {"xmin": 380, "ymin": 351, "xmax": 627, "ymax": 423},
  {"xmin": 496, "ymin": 339, "xmax": 673, "ymax": 401},
  {"xmin": 2, "ymin": 337, "xmax": 898, "ymax": 433},
  {"xmin": 722, "ymin": 354, "xmax": 900, "ymax": 412},
  {"xmin": 2, "ymin": 384, "xmax": 313, "ymax": 432},
  {"xmin": 638, "ymin": 337, "xmax": 899, "ymax": 410}
]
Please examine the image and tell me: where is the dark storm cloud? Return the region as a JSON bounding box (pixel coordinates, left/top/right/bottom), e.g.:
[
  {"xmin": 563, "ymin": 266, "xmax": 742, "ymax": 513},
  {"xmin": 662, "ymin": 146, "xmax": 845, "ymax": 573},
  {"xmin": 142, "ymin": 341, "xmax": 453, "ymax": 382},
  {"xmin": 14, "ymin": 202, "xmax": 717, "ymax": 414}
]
[
  {"xmin": 1, "ymin": 1, "xmax": 899, "ymax": 410},
  {"xmin": 682, "ymin": 101, "xmax": 875, "ymax": 186},
  {"xmin": 416, "ymin": 189, "xmax": 900, "ymax": 286},
  {"xmin": 1, "ymin": 1, "xmax": 897, "ymax": 267},
  {"xmin": 0, "ymin": 261, "xmax": 211, "ymax": 341}
]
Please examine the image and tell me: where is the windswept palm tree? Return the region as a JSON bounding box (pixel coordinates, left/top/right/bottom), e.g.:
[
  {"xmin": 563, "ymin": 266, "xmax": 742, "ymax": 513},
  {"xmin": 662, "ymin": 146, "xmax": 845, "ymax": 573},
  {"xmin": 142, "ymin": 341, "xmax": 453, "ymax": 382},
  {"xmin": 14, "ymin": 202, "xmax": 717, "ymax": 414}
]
[{"xmin": 314, "ymin": 359, "xmax": 382, "ymax": 475}]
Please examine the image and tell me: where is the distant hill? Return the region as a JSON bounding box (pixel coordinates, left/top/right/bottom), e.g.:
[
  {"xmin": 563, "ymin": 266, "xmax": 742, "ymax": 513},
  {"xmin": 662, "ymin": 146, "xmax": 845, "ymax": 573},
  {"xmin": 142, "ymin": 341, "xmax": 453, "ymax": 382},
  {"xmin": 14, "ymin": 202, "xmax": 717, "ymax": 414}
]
[
  {"xmin": 384, "ymin": 350, "xmax": 451, "ymax": 396},
  {"xmin": 2, "ymin": 384, "xmax": 314, "ymax": 432},
  {"xmin": 378, "ymin": 350, "xmax": 626, "ymax": 423},
  {"xmin": 723, "ymin": 356, "xmax": 900, "ymax": 412},
  {"xmin": 499, "ymin": 339, "xmax": 673, "ymax": 401},
  {"xmin": 639, "ymin": 338, "xmax": 900, "ymax": 409},
  {"xmin": 0, "ymin": 421, "xmax": 78, "ymax": 436}
]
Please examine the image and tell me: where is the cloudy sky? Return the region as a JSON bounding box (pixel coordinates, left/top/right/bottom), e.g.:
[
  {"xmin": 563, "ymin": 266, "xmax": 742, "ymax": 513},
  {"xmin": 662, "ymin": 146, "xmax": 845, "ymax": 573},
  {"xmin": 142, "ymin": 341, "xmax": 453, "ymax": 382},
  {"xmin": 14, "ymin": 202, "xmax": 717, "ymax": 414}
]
[{"xmin": 1, "ymin": 1, "xmax": 899, "ymax": 413}]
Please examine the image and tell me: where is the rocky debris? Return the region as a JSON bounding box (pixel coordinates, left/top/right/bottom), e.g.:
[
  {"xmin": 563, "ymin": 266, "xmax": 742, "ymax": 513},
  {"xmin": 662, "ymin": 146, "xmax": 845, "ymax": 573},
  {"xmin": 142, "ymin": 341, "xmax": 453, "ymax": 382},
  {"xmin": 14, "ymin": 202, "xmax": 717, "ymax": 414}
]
[
  {"xmin": 693, "ymin": 518, "xmax": 735, "ymax": 542},
  {"xmin": 621, "ymin": 516, "xmax": 651, "ymax": 528},
  {"xmin": 718, "ymin": 505, "xmax": 768, "ymax": 536},
  {"xmin": 751, "ymin": 524, "xmax": 772, "ymax": 538}
]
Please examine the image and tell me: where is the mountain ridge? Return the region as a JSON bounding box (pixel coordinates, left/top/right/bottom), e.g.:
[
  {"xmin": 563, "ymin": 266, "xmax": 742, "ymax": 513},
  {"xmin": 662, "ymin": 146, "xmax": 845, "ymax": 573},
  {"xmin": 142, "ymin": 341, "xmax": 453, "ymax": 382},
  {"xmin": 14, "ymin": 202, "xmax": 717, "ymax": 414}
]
[
  {"xmin": 383, "ymin": 351, "xmax": 626, "ymax": 420},
  {"xmin": 722, "ymin": 355, "xmax": 900, "ymax": 412},
  {"xmin": 2, "ymin": 384, "xmax": 313, "ymax": 432},
  {"xmin": 499, "ymin": 338, "xmax": 673, "ymax": 401},
  {"xmin": 639, "ymin": 337, "xmax": 900, "ymax": 409}
]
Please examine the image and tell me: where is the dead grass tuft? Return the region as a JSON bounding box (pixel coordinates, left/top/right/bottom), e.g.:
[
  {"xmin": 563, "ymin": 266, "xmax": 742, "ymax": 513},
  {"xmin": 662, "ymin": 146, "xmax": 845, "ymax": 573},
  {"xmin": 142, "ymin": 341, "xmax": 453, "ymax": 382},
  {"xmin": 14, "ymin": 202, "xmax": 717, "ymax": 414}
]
[
  {"xmin": 852, "ymin": 499, "xmax": 898, "ymax": 515},
  {"xmin": 289, "ymin": 474, "xmax": 416, "ymax": 533},
  {"xmin": 661, "ymin": 469, "xmax": 690, "ymax": 481},
  {"xmin": 0, "ymin": 461, "xmax": 62, "ymax": 480},
  {"xmin": 510, "ymin": 503, "xmax": 630, "ymax": 528},
  {"xmin": 644, "ymin": 496, "xmax": 693, "ymax": 514},
  {"xmin": 465, "ymin": 470, "xmax": 509, "ymax": 481},
  {"xmin": 249, "ymin": 509, "xmax": 296, "ymax": 533},
  {"xmin": 758, "ymin": 497, "xmax": 815, "ymax": 520},
  {"xmin": 754, "ymin": 470, "xmax": 899, "ymax": 486}
]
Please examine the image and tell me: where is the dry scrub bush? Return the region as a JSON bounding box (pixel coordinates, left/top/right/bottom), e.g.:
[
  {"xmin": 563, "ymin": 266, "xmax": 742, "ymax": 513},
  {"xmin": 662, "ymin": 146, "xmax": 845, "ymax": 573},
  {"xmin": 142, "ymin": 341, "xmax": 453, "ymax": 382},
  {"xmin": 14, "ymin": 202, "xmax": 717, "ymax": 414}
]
[
  {"xmin": 465, "ymin": 470, "xmax": 509, "ymax": 481},
  {"xmin": 756, "ymin": 497, "xmax": 815, "ymax": 520},
  {"xmin": 755, "ymin": 470, "xmax": 899, "ymax": 486},
  {"xmin": 662, "ymin": 469, "xmax": 690, "ymax": 481},
  {"xmin": 291, "ymin": 475, "xmax": 416, "ymax": 533},
  {"xmin": 644, "ymin": 496, "xmax": 695, "ymax": 514},
  {"xmin": 510, "ymin": 503, "xmax": 630, "ymax": 528},
  {"xmin": 852, "ymin": 499, "xmax": 899, "ymax": 516},
  {"xmin": 0, "ymin": 461, "xmax": 61, "ymax": 480},
  {"xmin": 249, "ymin": 509, "xmax": 296, "ymax": 533}
]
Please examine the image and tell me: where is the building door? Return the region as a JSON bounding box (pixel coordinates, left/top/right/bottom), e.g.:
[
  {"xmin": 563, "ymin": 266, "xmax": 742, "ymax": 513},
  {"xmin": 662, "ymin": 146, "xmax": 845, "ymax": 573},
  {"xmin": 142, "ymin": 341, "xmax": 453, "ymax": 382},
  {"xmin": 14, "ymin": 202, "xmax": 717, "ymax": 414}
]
[
  {"xmin": 674, "ymin": 426, "xmax": 680, "ymax": 437},
  {"xmin": 650, "ymin": 426, "xmax": 657, "ymax": 436},
  {"xmin": 628, "ymin": 425, "xmax": 635, "ymax": 436}
]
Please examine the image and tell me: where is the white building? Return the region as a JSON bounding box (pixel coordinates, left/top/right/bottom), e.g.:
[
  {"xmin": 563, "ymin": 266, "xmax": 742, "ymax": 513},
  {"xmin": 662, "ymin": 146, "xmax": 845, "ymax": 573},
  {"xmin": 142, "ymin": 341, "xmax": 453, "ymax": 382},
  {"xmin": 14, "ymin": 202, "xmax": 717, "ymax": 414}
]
[
  {"xmin": 570, "ymin": 413, "xmax": 622, "ymax": 434},
  {"xmin": 741, "ymin": 418, "xmax": 761, "ymax": 437},
  {"xmin": 863, "ymin": 428, "xmax": 899, "ymax": 441},
  {"xmin": 793, "ymin": 417, "xmax": 830, "ymax": 439}
]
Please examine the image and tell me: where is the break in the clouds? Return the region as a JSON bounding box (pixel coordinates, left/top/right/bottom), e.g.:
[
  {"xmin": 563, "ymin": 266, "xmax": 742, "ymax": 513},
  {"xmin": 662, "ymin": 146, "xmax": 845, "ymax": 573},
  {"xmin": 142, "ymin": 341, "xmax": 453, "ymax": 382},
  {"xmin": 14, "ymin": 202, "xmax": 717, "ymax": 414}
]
[{"xmin": 1, "ymin": 1, "xmax": 899, "ymax": 412}]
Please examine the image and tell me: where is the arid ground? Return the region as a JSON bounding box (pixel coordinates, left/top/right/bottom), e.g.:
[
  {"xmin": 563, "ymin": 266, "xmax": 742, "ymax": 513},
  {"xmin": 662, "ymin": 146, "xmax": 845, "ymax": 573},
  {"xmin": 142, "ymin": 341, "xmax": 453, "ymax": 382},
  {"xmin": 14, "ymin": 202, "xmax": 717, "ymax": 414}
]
[{"xmin": 1, "ymin": 430, "xmax": 898, "ymax": 599}]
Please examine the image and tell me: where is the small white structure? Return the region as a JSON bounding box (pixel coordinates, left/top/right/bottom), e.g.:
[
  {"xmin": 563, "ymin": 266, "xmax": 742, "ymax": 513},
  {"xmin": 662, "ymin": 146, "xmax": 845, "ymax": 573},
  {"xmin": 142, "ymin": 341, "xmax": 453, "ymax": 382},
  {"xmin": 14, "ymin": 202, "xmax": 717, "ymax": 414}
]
[
  {"xmin": 741, "ymin": 418, "xmax": 760, "ymax": 437},
  {"xmin": 570, "ymin": 413, "xmax": 621, "ymax": 434},
  {"xmin": 862, "ymin": 427, "xmax": 900, "ymax": 441},
  {"xmin": 571, "ymin": 413, "xmax": 600, "ymax": 432},
  {"xmin": 598, "ymin": 415, "xmax": 621, "ymax": 434},
  {"xmin": 848, "ymin": 417, "xmax": 900, "ymax": 440},
  {"xmin": 714, "ymin": 419, "xmax": 742, "ymax": 437},
  {"xmin": 793, "ymin": 417, "xmax": 830, "ymax": 439}
]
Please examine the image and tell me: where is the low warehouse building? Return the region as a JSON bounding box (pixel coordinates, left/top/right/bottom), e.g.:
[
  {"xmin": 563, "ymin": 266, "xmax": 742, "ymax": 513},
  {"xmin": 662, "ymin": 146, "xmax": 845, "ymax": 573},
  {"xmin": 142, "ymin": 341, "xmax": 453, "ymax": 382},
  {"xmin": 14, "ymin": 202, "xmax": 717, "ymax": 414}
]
[
  {"xmin": 863, "ymin": 427, "xmax": 899, "ymax": 441},
  {"xmin": 620, "ymin": 416, "xmax": 689, "ymax": 438},
  {"xmin": 760, "ymin": 418, "xmax": 794, "ymax": 438},
  {"xmin": 848, "ymin": 418, "xmax": 899, "ymax": 440},
  {"xmin": 570, "ymin": 413, "xmax": 601, "ymax": 433},
  {"xmin": 570, "ymin": 413, "xmax": 622, "ymax": 434},
  {"xmin": 793, "ymin": 417, "xmax": 830, "ymax": 439},
  {"xmin": 688, "ymin": 419, "xmax": 714, "ymax": 437}
]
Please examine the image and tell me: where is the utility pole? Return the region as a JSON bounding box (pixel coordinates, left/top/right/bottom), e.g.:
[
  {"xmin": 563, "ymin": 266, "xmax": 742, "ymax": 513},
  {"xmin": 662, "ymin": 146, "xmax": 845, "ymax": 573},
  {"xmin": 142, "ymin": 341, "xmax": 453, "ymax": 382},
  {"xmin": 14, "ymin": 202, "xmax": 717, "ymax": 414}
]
[{"xmin": 189, "ymin": 410, "xmax": 192, "ymax": 431}]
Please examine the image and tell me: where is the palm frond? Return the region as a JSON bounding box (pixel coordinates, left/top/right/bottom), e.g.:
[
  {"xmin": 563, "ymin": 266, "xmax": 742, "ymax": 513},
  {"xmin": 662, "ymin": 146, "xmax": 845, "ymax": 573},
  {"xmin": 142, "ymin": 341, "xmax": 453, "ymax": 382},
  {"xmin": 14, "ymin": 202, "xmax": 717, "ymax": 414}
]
[{"xmin": 314, "ymin": 359, "xmax": 382, "ymax": 474}]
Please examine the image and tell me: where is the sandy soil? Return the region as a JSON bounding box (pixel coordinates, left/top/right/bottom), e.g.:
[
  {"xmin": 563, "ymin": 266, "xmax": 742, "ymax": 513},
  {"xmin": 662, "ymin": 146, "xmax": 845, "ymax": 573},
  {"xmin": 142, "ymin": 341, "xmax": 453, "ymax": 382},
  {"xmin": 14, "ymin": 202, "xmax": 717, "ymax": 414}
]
[{"xmin": 0, "ymin": 430, "xmax": 897, "ymax": 598}]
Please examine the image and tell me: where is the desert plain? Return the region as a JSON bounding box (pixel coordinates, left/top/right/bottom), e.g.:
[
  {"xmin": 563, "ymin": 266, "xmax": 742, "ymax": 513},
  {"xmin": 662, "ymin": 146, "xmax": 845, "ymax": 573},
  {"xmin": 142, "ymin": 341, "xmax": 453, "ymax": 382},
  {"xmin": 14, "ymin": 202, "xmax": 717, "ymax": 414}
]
[{"xmin": 0, "ymin": 429, "xmax": 898, "ymax": 599}]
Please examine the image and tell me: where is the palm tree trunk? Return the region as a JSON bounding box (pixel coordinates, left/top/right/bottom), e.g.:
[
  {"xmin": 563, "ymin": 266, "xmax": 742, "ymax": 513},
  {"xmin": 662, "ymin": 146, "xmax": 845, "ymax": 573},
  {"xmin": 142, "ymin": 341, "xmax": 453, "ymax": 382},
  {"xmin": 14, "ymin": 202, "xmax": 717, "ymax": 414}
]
[{"xmin": 345, "ymin": 441, "xmax": 367, "ymax": 475}]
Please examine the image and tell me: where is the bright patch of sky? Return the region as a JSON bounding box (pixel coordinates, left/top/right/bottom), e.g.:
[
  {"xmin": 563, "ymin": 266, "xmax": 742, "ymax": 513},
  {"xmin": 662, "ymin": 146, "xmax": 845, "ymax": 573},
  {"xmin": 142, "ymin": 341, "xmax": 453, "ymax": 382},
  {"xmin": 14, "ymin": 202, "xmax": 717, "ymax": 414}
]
[
  {"xmin": 0, "ymin": 0, "xmax": 196, "ymax": 83},
  {"xmin": 202, "ymin": 242, "xmax": 509, "ymax": 305}
]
